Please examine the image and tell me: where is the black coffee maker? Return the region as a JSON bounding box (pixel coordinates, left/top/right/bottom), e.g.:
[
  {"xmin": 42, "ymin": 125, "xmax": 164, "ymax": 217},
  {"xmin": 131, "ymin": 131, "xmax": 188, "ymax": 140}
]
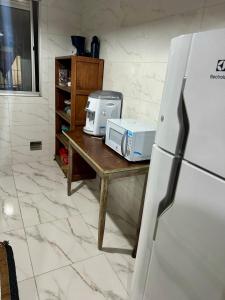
[
  {"xmin": 91, "ymin": 36, "xmax": 100, "ymax": 58},
  {"xmin": 71, "ymin": 36, "xmax": 86, "ymax": 56}
]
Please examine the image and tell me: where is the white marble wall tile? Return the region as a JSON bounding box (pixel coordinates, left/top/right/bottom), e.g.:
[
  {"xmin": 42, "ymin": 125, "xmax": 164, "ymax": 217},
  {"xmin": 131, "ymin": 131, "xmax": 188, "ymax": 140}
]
[
  {"xmin": 12, "ymin": 144, "xmax": 52, "ymax": 165},
  {"xmin": 47, "ymin": 0, "xmax": 82, "ymax": 14},
  {"xmin": 39, "ymin": 31, "xmax": 49, "ymax": 61},
  {"xmin": 204, "ymin": 0, "xmax": 225, "ymax": 6},
  {"xmin": 0, "ymin": 96, "xmax": 8, "ymax": 104},
  {"xmin": 201, "ymin": 3, "xmax": 225, "ymax": 30},
  {"xmin": 48, "ymin": 140, "xmax": 55, "ymax": 159},
  {"xmin": 48, "ymin": 34, "xmax": 74, "ymax": 58},
  {"xmin": 10, "ymin": 125, "xmax": 49, "ymax": 147},
  {"xmin": 108, "ymin": 175, "xmax": 146, "ymax": 225},
  {"xmin": 0, "ymin": 145, "xmax": 12, "ymax": 166},
  {"xmin": 0, "ymin": 126, "xmax": 11, "ymax": 148},
  {"xmin": 6, "ymin": 96, "xmax": 47, "ymax": 105},
  {"xmin": 25, "ymin": 216, "xmax": 100, "ymax": 276},
  {"xmin": 39, "ymin": 57, "xmax": 49, "ymax": 88},
  {"xmin": 39, "ymin": 3, "xmax": 48, "ymax": 34},
  {"xmin": 122, "ymin": 97, "xmax": 160, "ymax": 123},
  {"xmin": 0, "ymin": 103, "xmax": 9, "ymax": 127},
  {"xmin": 120, "ymin": 0, "xmax": 204, "ymax": 26},
  {"xmin": 103, "ymin": 62, "xmax": 166, "ymax": 110},
  {"xmin": 9, "ymin": 103, "xmax": 48, "ymax": 126},
  {"xmin": 36, "ymin": 255, "xmax": 127, "ymax": 300},
  {"xmin": 47, "ymin": 57, "xmax": 55, "ymax": 86},
  {"xmin": 0, "ymin": 229, "xmax": 33, "ymax": 282},
  {"xmin": 85, "ymin": 10, "xmax": 202, "ymax": 63},
  {"xmin": 0, "ymin": 161, "xmax": 12, "ymax": 177},
  {"xmin": 81, "ymin": 0, "xmax": 122, "ymax": 33},
  {"xmin": 47, "ymin": 7, "xmax": 80, "ymax": 36},
  {"xmin": 40, "ymin": 81, "xmax": 49, "ymax": 100},
  {"xmin": 18, "ymin": 278, "xmax": 39, "ymax": 300}
]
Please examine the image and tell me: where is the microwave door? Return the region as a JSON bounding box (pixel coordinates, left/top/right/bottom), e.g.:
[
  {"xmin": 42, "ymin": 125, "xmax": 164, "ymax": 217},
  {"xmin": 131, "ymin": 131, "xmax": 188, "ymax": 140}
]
[{"xmin": 121, "ymin": 130, "xmax": 128, "ymax": 157}]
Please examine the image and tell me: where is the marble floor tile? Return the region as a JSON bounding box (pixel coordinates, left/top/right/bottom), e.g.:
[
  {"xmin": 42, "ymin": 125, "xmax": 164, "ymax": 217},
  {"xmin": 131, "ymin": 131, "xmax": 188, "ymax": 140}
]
[
  {"xmin": 18, "ymin": 278, "xmax": 39, "ymax": 300},
  {"xmin": 0, "ymin": 176, "xmax": 23, "ymax": 233},
  {"xmin": 0, "ymin": 197, "xmax": 23, "ymax": 233},
  {"xmin": 0, "ymin": 229, "xmax": 33, "ymax": 282},
  {"xmin": 30, "ymin": 170, "xmax": 66, "ymax": 193},
  {"xmin": 36, "ymin": 255, "xmax": 127, "ymax": 300},
  {"xmin": 0, "ymin": 175, "xmax": 17, "ymax": 199},
  {"xmin": 26, "ymin": 215, "xmax": 100, "ymax": 276},
  {"xmin": 0, "ymin": 163, "xmax": 12, "ymax": 177},
  {"xmin": 71, "ymin": 182, "xmax": 100, "ymax": 215},
  {"xmin": 19, "ymin": 190, "xmax": 80, "ymax": 227},
  {"xmin": 12, "ymin": 160, "xmax": 62, "ymax": 177},
  {"xmin": 82, "ymin": 211, "xmax": 136, "ymax": 249},
  {"xmin": 105, "ymin": 252, "xmax": 135, "ymax": 294},
  {"xmin": 13, "ymin": 160, "xmax": 66, "ymax": 195},
  {"xmin": 14, "ymin": 175, "xmax": 42, "ymax": 197}
]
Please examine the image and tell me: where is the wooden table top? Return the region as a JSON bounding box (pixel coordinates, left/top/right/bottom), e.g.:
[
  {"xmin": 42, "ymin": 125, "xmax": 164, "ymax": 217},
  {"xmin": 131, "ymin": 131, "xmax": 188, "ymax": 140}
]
[{"xmin": 64, "ymin": 129, "xmax": 150, "ymax": 177}]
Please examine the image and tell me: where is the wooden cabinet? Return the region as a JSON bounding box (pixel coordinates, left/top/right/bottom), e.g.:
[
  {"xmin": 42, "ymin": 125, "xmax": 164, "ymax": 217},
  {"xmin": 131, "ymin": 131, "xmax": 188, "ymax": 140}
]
[{"xmin": 55, "ymin": 55, "xmax": 104, "ymax": 180}]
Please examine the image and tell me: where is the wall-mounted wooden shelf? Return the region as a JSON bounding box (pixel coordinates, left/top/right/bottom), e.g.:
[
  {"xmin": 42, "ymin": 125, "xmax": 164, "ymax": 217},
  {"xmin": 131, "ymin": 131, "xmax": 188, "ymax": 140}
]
[{"xmin": 55, "ymin": 55, "xmax": 104, "ymax": 179}]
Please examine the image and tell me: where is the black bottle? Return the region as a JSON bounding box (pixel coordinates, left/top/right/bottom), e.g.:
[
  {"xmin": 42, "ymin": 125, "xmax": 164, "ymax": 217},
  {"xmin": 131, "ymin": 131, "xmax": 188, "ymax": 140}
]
[{"xmin": 91, "ymin": 36, "xmax": 100, "ymax": 58}]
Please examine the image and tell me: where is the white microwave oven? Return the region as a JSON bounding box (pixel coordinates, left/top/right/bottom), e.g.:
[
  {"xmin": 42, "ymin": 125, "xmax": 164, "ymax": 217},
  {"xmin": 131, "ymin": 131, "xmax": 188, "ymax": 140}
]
[{"xmin": 105, "ymin": 119, "xmax": 156, "ymax": 161}]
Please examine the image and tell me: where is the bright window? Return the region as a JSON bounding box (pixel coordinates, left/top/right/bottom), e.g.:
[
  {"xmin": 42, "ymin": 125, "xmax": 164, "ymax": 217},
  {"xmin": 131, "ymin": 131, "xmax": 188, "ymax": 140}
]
[{"xmin": 0, "ymin": 0, "xmax": 39, "ymax": 92}]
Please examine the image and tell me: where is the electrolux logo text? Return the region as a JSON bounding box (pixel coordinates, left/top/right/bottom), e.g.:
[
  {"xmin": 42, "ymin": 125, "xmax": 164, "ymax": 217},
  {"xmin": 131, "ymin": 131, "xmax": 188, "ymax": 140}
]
[
  {"xmin": 210, "ymin": 59, "xmax": 225, "ymax": 79},
  {"xmin": 216, "ymin": 60, "xmax": 225, "ymax": 71}
]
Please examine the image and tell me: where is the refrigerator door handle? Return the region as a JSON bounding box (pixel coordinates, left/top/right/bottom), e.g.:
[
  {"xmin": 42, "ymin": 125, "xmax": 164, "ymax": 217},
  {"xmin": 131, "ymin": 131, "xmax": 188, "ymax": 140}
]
[
  {"xmin": 153, "ymin": 156, "xmax": 182, "ymax": 240},
  {"xmin": 154, "ymin": 79, "xmax": 189, "ymax": 240},
  {"xmin": 176, "ymin": 77, "xmax": 189, "ymax": 156}
]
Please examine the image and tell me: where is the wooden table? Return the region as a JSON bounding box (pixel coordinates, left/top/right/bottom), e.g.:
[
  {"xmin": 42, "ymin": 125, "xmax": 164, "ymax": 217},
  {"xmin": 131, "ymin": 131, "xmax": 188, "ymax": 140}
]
[{"xmin": 64, "ymin": 130, "xmax": 150, "ymax": 256}]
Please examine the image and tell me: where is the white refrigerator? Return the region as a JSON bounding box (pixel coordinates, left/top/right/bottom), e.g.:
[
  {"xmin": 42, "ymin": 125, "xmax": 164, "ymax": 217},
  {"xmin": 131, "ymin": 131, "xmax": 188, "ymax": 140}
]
[{"xmin": 131, "ymin": 28, "xmax": 225, "ymax": 300}]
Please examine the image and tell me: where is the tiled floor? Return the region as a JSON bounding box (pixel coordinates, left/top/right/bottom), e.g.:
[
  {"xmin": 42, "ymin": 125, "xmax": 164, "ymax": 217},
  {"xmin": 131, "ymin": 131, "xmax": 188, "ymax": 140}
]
[{"xmin": 0, "ymin": 160, "xmax": 135, "ymax": 299}]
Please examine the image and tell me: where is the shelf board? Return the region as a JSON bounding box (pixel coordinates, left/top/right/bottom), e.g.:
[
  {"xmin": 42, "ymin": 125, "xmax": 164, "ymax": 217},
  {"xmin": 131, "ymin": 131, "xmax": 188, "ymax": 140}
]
[
  {"xmin": 56, "ymin": 85, "xmax": 71, "ymax": 93},
  {"xmin": 56, "ymin": 110, "xmax": 71, "ymax": 124},
  {"xmin": 56, "ymin": 133, "xmax": 69, "ymax": 148},
  {"xmin": 55, "ymin": 155, "xmax": 68, "ymax": 176},
  {"xmin": 55, "ymin": 55, "xmax": 72, "ymax": 60}
]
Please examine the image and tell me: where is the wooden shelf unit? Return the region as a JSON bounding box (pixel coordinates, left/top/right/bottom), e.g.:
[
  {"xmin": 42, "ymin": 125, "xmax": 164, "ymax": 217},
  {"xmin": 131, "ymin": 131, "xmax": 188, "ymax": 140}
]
[{"xmin": 55, "ymin": 55, "xmax": 104, "ymax": 179}]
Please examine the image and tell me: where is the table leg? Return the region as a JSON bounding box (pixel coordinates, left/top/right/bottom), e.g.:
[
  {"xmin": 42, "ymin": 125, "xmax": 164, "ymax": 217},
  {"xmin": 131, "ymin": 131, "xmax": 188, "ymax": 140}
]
[
  {"xmin": 67, "ymin": 144, "xmax": 73, "ymax": 196},
  {"xmin": 132, "ymin": 173, "xmax": 148, "ymax": 258},
  {"xmin": 98, "ymin": 177, "xmax": 109, "ymax": 250}
]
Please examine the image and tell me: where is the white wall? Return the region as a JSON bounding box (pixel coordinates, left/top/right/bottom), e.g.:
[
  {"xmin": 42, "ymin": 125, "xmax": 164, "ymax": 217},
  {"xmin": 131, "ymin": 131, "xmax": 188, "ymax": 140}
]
[
  {"xmin": 0, "ymin": 0, "xmax": 81, "ymax": 171},
  {"xmin": 80, "ymin": 0, "xmax": 225, "ymax": 224}
]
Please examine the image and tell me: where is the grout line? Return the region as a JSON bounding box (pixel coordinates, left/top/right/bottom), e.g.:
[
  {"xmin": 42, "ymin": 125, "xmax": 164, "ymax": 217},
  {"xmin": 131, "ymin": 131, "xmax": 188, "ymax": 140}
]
[
  {"xmin": 104, "ymin": 253, "xmax": 130, "ymax": 296},
  {"xmin": 11, "ymin": 168, "xmax": 41, "ymax": 300},
  {"xmin": 34, "ymin": 253, "xmax": 104, "ymax": 280}
]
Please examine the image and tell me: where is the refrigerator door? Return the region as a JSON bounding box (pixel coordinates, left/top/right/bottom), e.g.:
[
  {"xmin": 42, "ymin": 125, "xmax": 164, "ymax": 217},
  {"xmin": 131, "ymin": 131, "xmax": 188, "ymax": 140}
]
[
  {"xmin": 184, "ymin": 28, "xmax": 225, "ymax": 178},
  {"xmin": 155, "ymin": 34, "xmax": 192, "ymax": 155},
  {"xmin": 143, "ymin": 161, "xmax": 225, "ymax": 300},
  {"xmin": 131, "ymin": 145, "xmax": 175, "ymax": 300}
]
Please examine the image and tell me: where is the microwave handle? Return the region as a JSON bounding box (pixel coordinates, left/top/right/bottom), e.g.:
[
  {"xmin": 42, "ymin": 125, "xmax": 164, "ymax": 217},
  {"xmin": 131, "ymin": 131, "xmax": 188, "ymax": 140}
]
[{"xmin": 121, "ymin": 130, "xmax": 128, "ymax": 157}]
